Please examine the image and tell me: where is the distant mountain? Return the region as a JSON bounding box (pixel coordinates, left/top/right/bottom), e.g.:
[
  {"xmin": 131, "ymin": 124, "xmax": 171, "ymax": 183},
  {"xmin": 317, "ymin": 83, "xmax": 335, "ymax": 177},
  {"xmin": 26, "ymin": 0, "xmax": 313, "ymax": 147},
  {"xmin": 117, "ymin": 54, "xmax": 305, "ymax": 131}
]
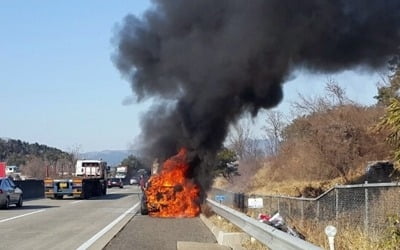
[{"xmin": 80, "ymin": 150, "xmax": 132, "ymax": 166}]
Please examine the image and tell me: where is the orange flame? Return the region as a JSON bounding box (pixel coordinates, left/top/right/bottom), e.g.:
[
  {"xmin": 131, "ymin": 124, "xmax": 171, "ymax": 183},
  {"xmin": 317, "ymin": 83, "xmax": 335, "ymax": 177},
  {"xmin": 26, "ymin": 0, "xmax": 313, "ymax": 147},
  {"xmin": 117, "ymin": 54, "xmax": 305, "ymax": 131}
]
[{"xmin": 145, "ymin": 148, "xmax": 200, "ymax": 217}]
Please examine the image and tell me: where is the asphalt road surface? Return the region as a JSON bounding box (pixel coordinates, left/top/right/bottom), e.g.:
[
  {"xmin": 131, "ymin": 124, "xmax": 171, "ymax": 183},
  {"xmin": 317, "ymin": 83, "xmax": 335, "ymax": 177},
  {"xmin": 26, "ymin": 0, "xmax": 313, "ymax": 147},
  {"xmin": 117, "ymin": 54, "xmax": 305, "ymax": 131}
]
[
  {"xmin": 0, "ymin": 185, "xmax": 217, "ymax": 250},
  {"xmin": 104, "ymin": 216, "xmax": 217, "ymax": 250},
  {"xmin": 0, "ymin": 185, "xmax": 141, "ymax": 250}
]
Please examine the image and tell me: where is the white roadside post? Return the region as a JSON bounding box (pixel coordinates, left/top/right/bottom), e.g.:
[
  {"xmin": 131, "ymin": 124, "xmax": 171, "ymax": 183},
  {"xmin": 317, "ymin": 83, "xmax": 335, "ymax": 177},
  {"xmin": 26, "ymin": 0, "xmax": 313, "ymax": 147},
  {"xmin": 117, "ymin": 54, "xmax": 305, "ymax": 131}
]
[{"xmin": 324, "ymin": 225, "xmax": 337, "ymax": 250}]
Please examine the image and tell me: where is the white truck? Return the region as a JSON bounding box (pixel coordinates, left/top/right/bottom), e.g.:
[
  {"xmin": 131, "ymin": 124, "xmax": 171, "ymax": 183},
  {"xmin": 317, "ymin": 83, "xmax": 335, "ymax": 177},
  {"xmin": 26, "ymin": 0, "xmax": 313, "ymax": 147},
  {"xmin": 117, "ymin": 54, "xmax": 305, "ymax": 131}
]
[
  {"xmin": 44, "ymin": 160, "xmax": 108, "ymax": 199},
  {"xmin": 115, "ymin": 166, "xmax": 128, "ymax": 179}
]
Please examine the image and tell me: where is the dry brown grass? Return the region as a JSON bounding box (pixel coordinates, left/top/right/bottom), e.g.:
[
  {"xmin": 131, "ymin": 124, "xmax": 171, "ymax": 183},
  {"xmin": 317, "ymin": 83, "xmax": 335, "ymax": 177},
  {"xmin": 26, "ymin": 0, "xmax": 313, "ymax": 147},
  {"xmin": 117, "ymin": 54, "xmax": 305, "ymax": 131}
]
[
  {"xmin": 209, "ymin": 104, "xmax": 399, "ymax": 248},
  {"xmin": 246, "ymin": 160, "xmax": 376, "ymax": 198},
  {"xmin": 212, "ymin": 176, "xmax": 230, "ymax": 189},
  {"xmin": 289, "ymin": 218, "xmax": 381, "ymax": 250},
  {"xmin": 234, "ymin": 170, "xmax": 400, "ymax": 249},
  {"xmin": 211, "ymin": 166, "xmax": 400, "ymax": 249},
  {"xmin": 249, "ymin": 170, "xmax": 342, "ymax": 197},
  {"xmin": 208, "ymin": 213, "xmax": 386, "ymax": 249},
  {"xmin": 205, "ymin": 204, "xmax": 398, "ymax": 249},
  {"xmin": 241, "ymin": 237, "xmax": 270, "ymax": 250},
  {"xmin": 239, "ymin": 104, "xmax": 391, "ymax": 196},
  {"xmin": 208, "ymin": 214, "xmax": 241, "ymax": 233}
]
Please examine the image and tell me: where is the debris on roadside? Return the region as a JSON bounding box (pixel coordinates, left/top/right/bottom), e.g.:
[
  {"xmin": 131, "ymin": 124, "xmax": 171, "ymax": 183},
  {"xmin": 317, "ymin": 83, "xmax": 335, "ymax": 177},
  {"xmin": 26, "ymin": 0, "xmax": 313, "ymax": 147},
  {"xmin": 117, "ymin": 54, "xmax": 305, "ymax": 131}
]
[{"xmin": 258, "ymin": 212, "xmax": 306, "ymax": 240}]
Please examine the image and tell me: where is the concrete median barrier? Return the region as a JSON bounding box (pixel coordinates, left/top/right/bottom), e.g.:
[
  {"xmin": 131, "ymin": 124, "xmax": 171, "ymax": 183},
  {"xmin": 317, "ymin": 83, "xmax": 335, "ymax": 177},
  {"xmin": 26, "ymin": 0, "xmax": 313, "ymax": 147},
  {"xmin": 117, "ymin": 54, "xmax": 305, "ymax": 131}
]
[{"xmin": 14, "ymin": 180, "xmax": 44, "ymax": 199}]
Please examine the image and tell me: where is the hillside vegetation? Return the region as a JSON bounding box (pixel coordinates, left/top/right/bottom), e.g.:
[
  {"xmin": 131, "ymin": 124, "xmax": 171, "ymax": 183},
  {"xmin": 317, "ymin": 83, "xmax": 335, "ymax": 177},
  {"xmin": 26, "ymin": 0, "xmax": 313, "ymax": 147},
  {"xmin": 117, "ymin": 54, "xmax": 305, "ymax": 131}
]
[
  {"xmin": 212, "ymin": 70, "xmax": 400, "ymax": 249},
  {"xmin": 216, "ymin": 104, "xmax": 391, "ymax": 197},
  {"xmin": 0, "ymin": 138, "xmax": 72, "ymax": 179},
  {"xmin": 218, "ymin": 70, "xmax": 400, "ymax": 197}
]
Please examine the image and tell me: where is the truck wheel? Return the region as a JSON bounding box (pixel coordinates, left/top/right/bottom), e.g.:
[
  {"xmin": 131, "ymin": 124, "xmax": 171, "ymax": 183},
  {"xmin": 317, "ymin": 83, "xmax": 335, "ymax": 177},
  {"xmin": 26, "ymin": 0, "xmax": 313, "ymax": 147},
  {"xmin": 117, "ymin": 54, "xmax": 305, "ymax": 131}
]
[
  {"xmin": 82, "ymin": 188, "xmax": 89, "ymax": 199},
  {"xmin": 83, "ymin": 183, "xmax": 92, "ymax": 199}
]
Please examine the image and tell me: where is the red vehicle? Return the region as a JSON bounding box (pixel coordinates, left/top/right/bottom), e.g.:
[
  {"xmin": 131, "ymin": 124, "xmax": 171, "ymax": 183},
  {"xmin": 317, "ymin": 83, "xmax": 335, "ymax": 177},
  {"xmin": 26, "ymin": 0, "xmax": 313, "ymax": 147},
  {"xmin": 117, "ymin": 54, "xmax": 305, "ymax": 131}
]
[
  {"xmin": 0, "ymin": 162, "xmax": 6, "ymax": 178},
  {"xmin": 107, "ymin": 178, "xmax": 123, "ymax": 188}
]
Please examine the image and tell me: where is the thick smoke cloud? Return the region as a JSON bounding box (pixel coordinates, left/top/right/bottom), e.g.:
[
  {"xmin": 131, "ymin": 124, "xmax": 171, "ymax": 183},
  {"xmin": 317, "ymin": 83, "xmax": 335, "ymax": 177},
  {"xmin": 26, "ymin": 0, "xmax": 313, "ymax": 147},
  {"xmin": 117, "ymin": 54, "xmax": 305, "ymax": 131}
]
[{"xmin": 113, "ymin": 0, "xmax": 400, "ymax": 192}]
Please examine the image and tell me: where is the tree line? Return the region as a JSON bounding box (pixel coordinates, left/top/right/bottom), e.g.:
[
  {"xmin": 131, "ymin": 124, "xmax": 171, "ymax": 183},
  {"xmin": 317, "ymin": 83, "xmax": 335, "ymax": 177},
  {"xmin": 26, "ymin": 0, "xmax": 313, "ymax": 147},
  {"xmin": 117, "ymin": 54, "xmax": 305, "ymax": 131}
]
[
  {"xmin": 0, "ymin": 138, "xmax": 72, "ymax": 167},
  {"xmin": 222, "ymin": 66, "xmax": 400, "ymax": 195}
]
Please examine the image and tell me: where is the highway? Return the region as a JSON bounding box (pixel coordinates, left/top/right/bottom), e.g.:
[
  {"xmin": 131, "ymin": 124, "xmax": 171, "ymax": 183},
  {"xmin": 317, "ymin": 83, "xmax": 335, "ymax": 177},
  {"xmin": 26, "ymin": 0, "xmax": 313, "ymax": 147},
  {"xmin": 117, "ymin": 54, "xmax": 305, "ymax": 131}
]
[
  {"xmin": 0, "ymin": 185, "xmax": 217, "ymax": 250},
  {"xmin": 0, "ymin": 185, "xmax": 141, "ymax": 250},
  {"xmin": 104, "ymin": 213, "xmax": 216, "ymax": 250}
]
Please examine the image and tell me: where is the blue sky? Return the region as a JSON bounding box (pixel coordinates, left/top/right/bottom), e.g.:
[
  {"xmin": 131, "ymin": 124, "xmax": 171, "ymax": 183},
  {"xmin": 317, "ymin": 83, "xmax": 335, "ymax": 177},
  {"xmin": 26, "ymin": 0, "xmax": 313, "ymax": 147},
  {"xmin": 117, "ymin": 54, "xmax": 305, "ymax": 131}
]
[{"xmin": 1, "ymin": 1, "xmax": 383, "ymax": 152}]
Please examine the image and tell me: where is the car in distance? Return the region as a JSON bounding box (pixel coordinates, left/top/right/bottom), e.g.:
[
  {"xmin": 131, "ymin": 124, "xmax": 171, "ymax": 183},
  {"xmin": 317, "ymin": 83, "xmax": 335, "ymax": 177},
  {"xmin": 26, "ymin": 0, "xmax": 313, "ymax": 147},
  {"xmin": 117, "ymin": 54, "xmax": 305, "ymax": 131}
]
[
  {"xmin": 0, "ymin": 177, "xmax": 23, "ymax": 208},
  {"xmin": 130, "ymin": 177, "xmax": 139, "ymax": 185},
  {"xmin": 107, "ymin": 178, "xmax": 123, "ymax": 188}
]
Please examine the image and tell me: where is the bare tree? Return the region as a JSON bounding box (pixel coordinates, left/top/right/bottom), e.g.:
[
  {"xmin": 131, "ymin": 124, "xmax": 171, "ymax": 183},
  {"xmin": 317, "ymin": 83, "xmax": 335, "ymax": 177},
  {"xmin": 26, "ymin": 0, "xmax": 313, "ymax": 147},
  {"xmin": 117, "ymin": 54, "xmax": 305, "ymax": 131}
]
[
  {"xmin": 291, "ymin": 78, "xmax": 351, "ymax": 116},
  {"xmin": 225, "ymin": 118, "xmax": 266, "ymax": 188},
  {"xmin": 263, "ymin": 110, "xmax": 286, "ymax": 156},
  {"xmin": 68, "ymin": 144, "xmax": 82, "ymax": 161},
  {"xmin": 291, "ymin": 93, "xmax": 331, "ymax": 115},
  {"xmin": 21, "ymin": 157, "xmax": 46, "ymax": 179},
  {"xmin": 42, "ymin": 144, "xmax": 81, "ymax": 177},
  {"xmin": 227, "ymin": 119, "xmax": 253, "ymax": 160},
  {"xmin": 325, "ymin": 78, "xmax": 348, "ymax": 105}
]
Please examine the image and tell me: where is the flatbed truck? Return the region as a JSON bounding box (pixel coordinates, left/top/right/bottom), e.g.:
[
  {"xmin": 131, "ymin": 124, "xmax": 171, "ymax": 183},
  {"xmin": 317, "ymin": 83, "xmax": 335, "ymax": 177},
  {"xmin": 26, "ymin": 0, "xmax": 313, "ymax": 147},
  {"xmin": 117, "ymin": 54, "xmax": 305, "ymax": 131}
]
[{"xmin": 44, "ymin": 160, "xmax": 107, "ymax": 199}]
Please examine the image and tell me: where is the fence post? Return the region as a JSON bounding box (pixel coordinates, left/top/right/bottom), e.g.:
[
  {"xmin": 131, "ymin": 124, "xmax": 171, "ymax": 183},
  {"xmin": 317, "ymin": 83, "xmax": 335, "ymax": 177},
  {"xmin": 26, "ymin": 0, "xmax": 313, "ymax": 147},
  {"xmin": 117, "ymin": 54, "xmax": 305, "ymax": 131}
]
[
  {"xmin": 269, "ymin": 197, "xmax": 272, "ymax": 212},
  {"xmin": 240, "ymin": 193, "xmax": 245, "ymax": 212},
  {"xmin": 335, "ymin": 188, "xmax": 339, "ymax": 220},
  {"xmin": 317, "ymin": 200, "xmax": 320, "ymax": 220},
  {"xmin": 364, "ymin": 185, "xmax": 369, "ymax": 233},
  {"xmin": 301, "ymin": 200, "xmax": 304, "ymax": 222},
  {"xmin": 277, "ymin": 197, "xmax": 280, "ymax": 212}
]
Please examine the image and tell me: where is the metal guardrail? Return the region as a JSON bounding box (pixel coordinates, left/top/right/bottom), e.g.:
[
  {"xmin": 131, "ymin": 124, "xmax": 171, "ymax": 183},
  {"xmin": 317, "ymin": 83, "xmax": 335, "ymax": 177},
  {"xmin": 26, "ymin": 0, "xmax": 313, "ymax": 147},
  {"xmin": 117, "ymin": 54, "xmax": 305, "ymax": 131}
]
[{"xmin": 207, "ymin": 198, "xmax": 322, "ymax": 250}]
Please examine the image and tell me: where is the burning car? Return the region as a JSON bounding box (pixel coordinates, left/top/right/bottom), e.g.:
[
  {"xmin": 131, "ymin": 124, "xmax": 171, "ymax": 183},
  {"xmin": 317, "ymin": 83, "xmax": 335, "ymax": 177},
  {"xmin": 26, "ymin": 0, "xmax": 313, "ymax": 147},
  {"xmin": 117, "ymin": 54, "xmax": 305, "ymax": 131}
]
[
  {"xmin": 140, "ymin": 181, "xmax": 185, "ymax": 216},
  {"xmin": 140, "ymin": 149, "xmax": 200, "ymax": 217}
]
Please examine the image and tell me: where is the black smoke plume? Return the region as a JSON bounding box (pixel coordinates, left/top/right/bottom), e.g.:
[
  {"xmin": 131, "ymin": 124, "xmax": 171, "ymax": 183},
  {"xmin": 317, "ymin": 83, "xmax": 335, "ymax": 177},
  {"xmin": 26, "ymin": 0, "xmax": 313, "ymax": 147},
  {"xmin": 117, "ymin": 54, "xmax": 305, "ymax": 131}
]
[{"xmin": 113, "ymin": 0, "xmax": 400, "ymax": 192}]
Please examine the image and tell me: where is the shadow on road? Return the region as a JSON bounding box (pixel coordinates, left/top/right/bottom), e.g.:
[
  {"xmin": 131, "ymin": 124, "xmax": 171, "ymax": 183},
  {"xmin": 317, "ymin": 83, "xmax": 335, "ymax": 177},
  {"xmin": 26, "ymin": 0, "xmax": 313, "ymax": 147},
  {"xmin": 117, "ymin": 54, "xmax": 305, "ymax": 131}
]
[
  {"xmin": 4, "ymin": 205, "xmax": 59, "ymax": 210},
  {"xmin": 90, "ymin": 193, "xmax": 137, "ymax": 200}
]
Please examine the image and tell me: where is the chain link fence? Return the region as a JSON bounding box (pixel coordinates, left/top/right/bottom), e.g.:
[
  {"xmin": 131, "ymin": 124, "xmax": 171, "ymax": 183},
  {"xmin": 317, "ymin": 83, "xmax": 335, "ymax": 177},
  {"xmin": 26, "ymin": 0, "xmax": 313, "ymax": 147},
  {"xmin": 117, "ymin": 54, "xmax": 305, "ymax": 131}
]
[{"xmin": 208, "ymin": 182, "xmax": 400, "ymax": 233}]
